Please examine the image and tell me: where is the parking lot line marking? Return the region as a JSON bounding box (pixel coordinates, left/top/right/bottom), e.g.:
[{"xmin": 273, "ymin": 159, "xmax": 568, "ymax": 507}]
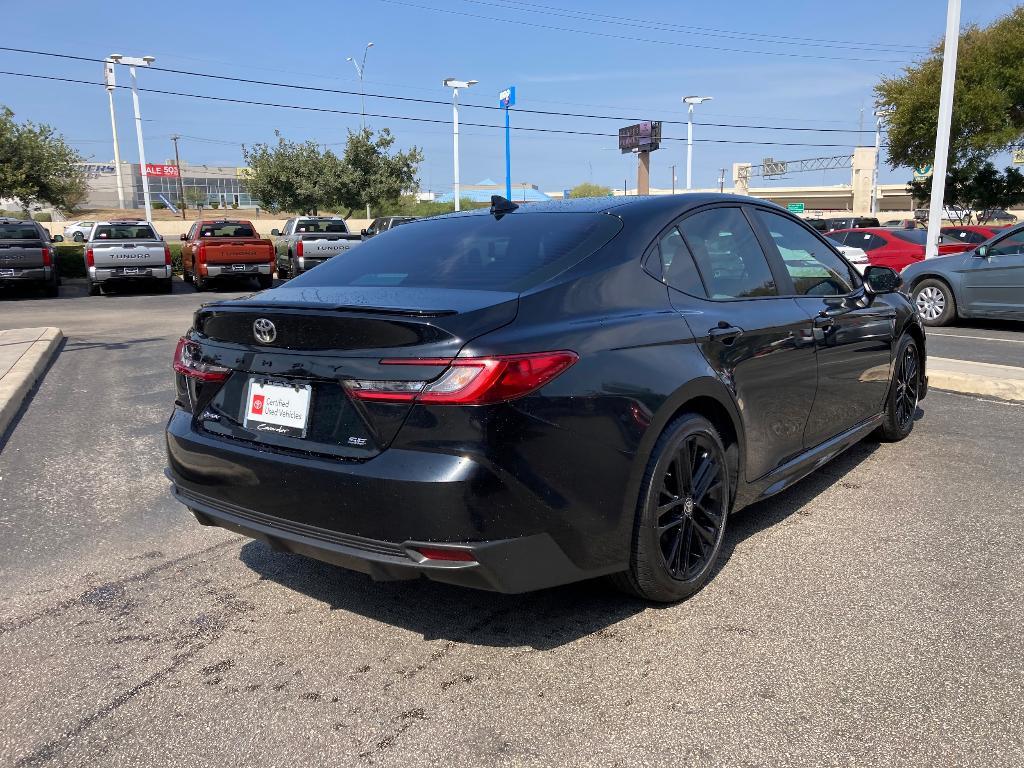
[{"xmin": 929, "ymin": 333, "xmax": 1024, "ymax": 344}]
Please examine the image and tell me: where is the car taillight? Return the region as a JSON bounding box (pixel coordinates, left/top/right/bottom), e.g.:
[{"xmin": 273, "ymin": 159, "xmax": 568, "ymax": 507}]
[
  {"xmin": 164, "ymin": 244, "xmax": 172, "ymax": 266},
  {"xmin": 296, "ymin": 240, "xmax": 304, "ymax": 258},
  {"xmin": 172, "ymin": 337, "xmax": 230, "ymax": 382},
  {"xmin": 196, "ymin": 243, "xmax": 206, "ymax": 263},
  {"xmin": 41, "ymin": 247, "xmax": 52, "ymax": 267},
  {"xmin": 86, "ymin": 247, "xmax": 94, "ymax": 267},
  {"xmin": 344, "ymin": 351, "xmax": 578, "ymax": 405}
]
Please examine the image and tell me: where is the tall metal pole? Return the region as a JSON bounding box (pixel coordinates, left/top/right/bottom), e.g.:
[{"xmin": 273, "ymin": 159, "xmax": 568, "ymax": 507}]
[
  {"xmin": 129, "ymin": 65, "xmax": 153, "ymax": 222},
  {"xmin": 171, "ymin": 134, "xmax": 186, "ymax": 221},
  {"xmin": 686, "ymin": 104, "xmax": 694, "ymax": 190},
  {"xmin": 719, "ymin": 168, "xmax": 726, "ymax": 193},
  {"xmin": 925, "ymin": 0, "xmax": 962, "ymax": 259},
  {"xmin": 452, "ymin": 87, "xmax": 461, "ymax": 211},
  {"xmin": 871, "ymin": 114, "xmax": 882, "ymax": 215},
  {"xmin": 671, "ymin": 164, "xmax": 676, "ymax": 195},
  {"xmin": 106, "ymin": 89, "xmax": 126, "ymax": 210},
  {"xmin": 504, "ymin": 106, "xmax": 511, "ymax": 200}
]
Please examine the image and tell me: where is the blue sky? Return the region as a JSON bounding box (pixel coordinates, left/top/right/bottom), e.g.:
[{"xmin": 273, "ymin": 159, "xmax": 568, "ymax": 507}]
[{"xmin": 0, "ymin": 0, "xmax": 1014, "ymax": 194}]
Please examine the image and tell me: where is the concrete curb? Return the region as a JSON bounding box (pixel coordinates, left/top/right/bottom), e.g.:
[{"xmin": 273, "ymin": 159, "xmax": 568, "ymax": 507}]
[
  {"xmin": 0, "ymin": 327, "xmax": 63, "ymax": 440},
  {"xmin": 928, "ymin": 356, "xmax": 1024, "ymax": 402}
]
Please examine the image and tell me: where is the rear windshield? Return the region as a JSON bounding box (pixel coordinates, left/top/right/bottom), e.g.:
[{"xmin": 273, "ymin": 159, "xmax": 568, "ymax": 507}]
[
  {"xmin": 295, "ymin": 212, "xmax": 622, "ymax": 292},
  {"xmin": 0, "ymin": 224, "xmax": 40, "ymax": 240},
  {"xmin": 93, "ymin": 224, "xmax": 157, "ymax": 240},
  {"xmin": 200, "ymin": 223, "xmax": 256, "ymax": 238},
  {"xmin": 295, "ymin": 219, "xmax": 348, "ymax": 234}
]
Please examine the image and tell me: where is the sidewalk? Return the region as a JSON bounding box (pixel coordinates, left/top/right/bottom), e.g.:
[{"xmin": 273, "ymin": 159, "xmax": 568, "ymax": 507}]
[
  {"xmin": 929, "ymin": 356, "xmax": 1024, "ymax": 402},
  {"xmin": 0, "ymin": 327, "xmax": 63, "ymax": 440}
]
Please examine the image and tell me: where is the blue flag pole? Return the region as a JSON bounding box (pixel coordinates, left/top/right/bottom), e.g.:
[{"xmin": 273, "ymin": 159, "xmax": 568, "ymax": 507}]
[{"xmin": 504, "ymin": 106, "xmax": 511, "ymax": 200}]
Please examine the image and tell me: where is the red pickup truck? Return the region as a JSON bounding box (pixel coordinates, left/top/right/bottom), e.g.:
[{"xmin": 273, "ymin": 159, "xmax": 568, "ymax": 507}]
[{"xmin": 180, "ymin": 219, "xmax": 275, "ymax": 291}]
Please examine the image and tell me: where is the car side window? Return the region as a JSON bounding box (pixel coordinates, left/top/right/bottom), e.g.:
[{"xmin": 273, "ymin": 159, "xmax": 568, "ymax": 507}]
[
  {"xmin": 187, "ymin": 222, "xmax": 198, "ymax": 240},
  {"xmin": 755, "ymin": 211, "xmax": 855, "ymax": 296},
  {"xmin": 846, "ymin": 231, "xmax": 882, "ymax": 251},
  {"xmin": 988, "ymin": 230, "xmax": 1024, "ymax": 257},
  {"xmin": 678, "ymin": 207, "xmax": 778, "ymax": 299},
  {"xmin": 656, "ymin": 226, "xmax": 706, "ymax": 297}
]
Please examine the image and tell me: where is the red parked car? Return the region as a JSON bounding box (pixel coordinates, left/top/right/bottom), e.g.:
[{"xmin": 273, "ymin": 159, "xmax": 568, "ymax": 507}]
[
  {"xmin": 826, "ymin": 227, "xmax": 972, "ymax": 271},
  {"xmin": 940, "ymin": 224, "xmax": 1008, "ymax": 246}
]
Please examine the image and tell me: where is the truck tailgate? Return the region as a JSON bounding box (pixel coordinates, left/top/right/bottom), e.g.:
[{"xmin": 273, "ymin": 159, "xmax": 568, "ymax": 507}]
[
  {"xmin": 91, "ymin": 241, "xmax": 166, "ymax": 268},
  {"xmin": 0, "ymin": 241, "xmax": 47, "ymax": 270},
  {"xmin": 203, "ymin": 239, "xmax": 274, "ymax": 264},
  {"xmin": 299, "ymin": 234, "xmax": 361, "ymax": 259}
]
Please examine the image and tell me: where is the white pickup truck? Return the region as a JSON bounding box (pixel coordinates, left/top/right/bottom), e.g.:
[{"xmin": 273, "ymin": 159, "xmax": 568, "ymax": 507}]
[
  {"xmin": 85, "ymin": 220, "xmax": 173, "ymax": 295},
  {"xmin": 271, "ymin": 216, "xmax": 363, "ymax": 278}
]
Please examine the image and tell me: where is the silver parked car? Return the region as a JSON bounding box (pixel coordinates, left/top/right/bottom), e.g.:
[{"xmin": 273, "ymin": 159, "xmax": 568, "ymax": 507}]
[
  {"xmin": 901, "ymin": 223, "xmax": 1024, "ymax": 325},
  {"xmin": 85, "ymin": 220, "xmax": 172, "ymax": 295},
  {"xmin": 63, "ymin": 220, "xmax": 96, "ymax": 242}
]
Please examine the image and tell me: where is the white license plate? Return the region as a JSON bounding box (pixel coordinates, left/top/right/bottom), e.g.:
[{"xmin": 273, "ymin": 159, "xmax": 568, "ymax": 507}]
[
  {"xmin": 123, "ymin": 266, "xmax": 139, "ymax": 274},
  {"xmin": 244, "ymin": 379, "xmax": 312, "ymax": 438},
  {"xmin": 232, "ymin": 264, "xmax": 246, "ymax": 271},
  {"xmin": 0, "ymin": 269, "xmax": 14, "ymax": 277}
]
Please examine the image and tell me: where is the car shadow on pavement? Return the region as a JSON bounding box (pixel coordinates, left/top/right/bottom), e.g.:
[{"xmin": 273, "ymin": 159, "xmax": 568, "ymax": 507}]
[{"xmin": 238, "ymin": 415, "xmax": 911, "ymax": 650}]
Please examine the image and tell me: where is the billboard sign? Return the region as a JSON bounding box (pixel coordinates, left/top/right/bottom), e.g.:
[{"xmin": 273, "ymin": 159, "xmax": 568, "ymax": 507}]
[
  {"xmin": 145, "ymin": 163, "xmax": 180, "ymax": 178},
  {"xmin": 619, "ymin": 121, "xmax": 662, "ymax": 154},
  {"xmin": 499, "ymin": 86, "xmax": 516, "ymax": 109}
]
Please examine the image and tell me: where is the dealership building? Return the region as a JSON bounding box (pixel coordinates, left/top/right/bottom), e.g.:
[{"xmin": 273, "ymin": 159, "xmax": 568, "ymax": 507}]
[{"xmin": 80, "ymin": 161, "xmax": 259, "ymax": 210}]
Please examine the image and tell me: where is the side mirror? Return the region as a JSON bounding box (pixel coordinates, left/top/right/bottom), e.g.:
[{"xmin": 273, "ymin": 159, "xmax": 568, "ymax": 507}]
[
  {"xmin": 974, "ymin": 245, "xmax": 988, "ymax": 258},
  {"xmin": 864, "ymin": 265, "xmax": 902, "ymax": 294},
  {"xmin": 180, "ymin": 233, "xmax": 187, "ymax": 241},
  {"xmin": 270, "ymin": 228, "xmax": 280, "ymax": 236},
  {"xmin": 360, "ymin": 228, "xmax": 368, "ymax": 236},
  {"xmin": 52, "ymin": 234, "xmax": 64, "ymax": 243}
]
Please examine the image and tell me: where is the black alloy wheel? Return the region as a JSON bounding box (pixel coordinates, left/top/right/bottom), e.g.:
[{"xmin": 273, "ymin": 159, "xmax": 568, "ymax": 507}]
[
  {"xmin": 876, "ymin": 335, "xmax": 920, "ymax": 442},
  {"xmin": 616, "ymin": 414, "xmax": 730, "ymax": 602},
  {"xmin": 894, "ymin": 342, "xmax": 920, "ymax": 431}
]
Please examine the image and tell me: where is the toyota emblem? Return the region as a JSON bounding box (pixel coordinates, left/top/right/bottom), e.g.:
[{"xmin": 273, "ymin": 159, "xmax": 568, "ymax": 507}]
[{"xmin": 253, "ymin": 318, "xmax": 276, "ymax": 344}]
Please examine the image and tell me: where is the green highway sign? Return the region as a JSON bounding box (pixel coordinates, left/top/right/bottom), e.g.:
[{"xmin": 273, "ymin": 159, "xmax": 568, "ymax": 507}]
[{"xmin": 786, "ymin": 202, "xmax": 805, "ymax": 213}]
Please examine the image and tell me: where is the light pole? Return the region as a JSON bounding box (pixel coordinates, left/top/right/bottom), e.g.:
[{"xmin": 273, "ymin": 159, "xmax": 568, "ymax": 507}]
[
  {"xmin": 443, "ymin": 78, "xmax": 478, "ymax": 212},
  {"xmin": 925, "ymin": 0, "xmax": 962, "ymax": 258},
  {"xmin": 346, "ymin": 42, "xmax": 374, "ymax": 219},
  {"xmin": 345, "ymin": 42, "xmax": 374, "ymax": 131},
  {"xmin": 110, "ymin": 53, "xmax": 156, "ymax": 222},
  {"xmin": 103, "ymin": 59, "xmax": 126, "ymax": 210},
  {"xmin": 871, "ymin": 108, "xmax": 894, "ymax": 215},
  {"xmin": 682, "ymin": 96, "xmax": 713, "ymax": 190}
]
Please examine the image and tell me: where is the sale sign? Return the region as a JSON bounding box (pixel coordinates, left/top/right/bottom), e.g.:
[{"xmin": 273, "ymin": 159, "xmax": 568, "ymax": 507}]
[{"xmin": 145, "ymin": 163, "xmax": 180, "ymax": 178}]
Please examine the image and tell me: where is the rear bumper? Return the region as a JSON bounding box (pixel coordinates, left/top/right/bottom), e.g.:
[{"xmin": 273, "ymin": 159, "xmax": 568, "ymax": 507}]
[
  {"xmin": 165, "ymin": 407, "xmax": 623, "ymax": 592},
  {"xmin": 171, "ymin": 483, "xmax": 589, "ymax": 593},
  {"xmin": 91, "ymin": 266, "xmax": 172, "ymax": 281},
  {"xmin": 0, "ymin": 266, "xmax": 53, "ymax": 282},
  {"xmin": 205, "ymin": 263, "xmax": 271, "ymax": 277}
]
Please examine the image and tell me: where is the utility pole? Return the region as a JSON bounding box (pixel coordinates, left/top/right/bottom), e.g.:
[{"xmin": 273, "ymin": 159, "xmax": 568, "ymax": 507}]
[
  {"xmin": 671, "ymin": 164, "xmax": 676, "ymax": 194},
  {"xmin": 443, "ymin": 78, "xmax": 478, "ymax": 212},
  {"xmin": 103, "ymin": 59, "xmax": 126, "ymax": 210},
  {"xmin": 683, "ymin": 96, "xmax": 713, "ymax": 190},
  {"xmin": 171, "ymin": 134, "xmax": 186, "ymax": 221},
  {"xmin": 871, "ymin": 109, "xmax": 893, "ymax": 215},
  {"xmin": 926, "ymin": 0, "xmax": 961, "ymax": 259},
  {"xmin": 110, "ymin": 54, "xmax": 156, "ymax": 221},
  {"xmin": 719, "ymin": 168, "xmax": 726, "ymax": 193},
  {"xmin": 345, "ymin": 42, "xmax": 374, "ymax": 219}
]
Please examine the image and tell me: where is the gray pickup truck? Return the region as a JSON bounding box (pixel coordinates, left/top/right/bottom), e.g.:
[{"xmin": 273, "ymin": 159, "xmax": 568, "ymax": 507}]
[
  {"xmin": 271, "ymin": 216, "xmax": 362, "ymax": 278},
  {"xmin": 0, "ymin": 218, "xmax": 61, "ymax": 297},
  {"xmin": 86, "ymin": 220, "xmax": 172, "ymax": 295}
]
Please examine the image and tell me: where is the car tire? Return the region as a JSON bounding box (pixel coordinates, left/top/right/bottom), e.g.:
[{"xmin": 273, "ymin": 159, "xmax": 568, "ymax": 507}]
[
  {"xmin": 875, "ymin": 334, "xmax": 921, "ymax": 443},
  {"xmin": 614, "ymin": 414, "xmax": 730, "ymax": 603},
  {"xmin": 88, "ymin": 281, "xmax": 101, "ymax": 296},
  {"xmin": 913, "ymin": 278, "xmax": 956, "ymax": 326},
  {"xmin": 291, "ymin": 256, "xmax": 301, "ymax": 278},
  {"xmin": 256, "ymin": 273, "xmax": 274, "ymax": 290},
  {"xmin": 194, "ymin": 273, "xmax": 209, "ymax": 292},
  {"xmin": 276, "ymin": 259, "xmax": 288, "ymax": 279},
  {"xmin": 182, "ymin": 267, "xmax": 193, "ymax": 284}
]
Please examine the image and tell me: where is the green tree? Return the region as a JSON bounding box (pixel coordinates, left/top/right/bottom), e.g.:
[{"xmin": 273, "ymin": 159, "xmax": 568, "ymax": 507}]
[
  {"xmin": 337, "ymin": 128, "xmax": 423, "ymax": 217},
  {"xmin": 875, "ymin": 8, "xmax": 1024, "ymax": 170},
  {"xmin": 183, "ymin": 186, "xmax": 206, "ymax": 209},
  {"xmin": 242, "ymin": 133, "xmax": 348, "ymax": 214},
  {"xmin": 908, "ymin": 161, "xmax": 1024, "ymax": 223},
  {"xmin": 569, "ymin": 182, "xmax": 612, "ymax": 198},
  {"xmin": 0, "ymin": 106, "xmax": 86, "ymax": 212}
]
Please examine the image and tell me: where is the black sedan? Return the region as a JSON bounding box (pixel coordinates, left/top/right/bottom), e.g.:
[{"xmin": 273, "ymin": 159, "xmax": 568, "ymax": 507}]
[{"xmin": 167, "ymin": 194, "xmax": 926, "ymax": 602}]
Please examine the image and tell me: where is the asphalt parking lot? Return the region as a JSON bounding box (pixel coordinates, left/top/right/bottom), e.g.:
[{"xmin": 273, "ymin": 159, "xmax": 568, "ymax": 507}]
[{"xmin": 1, "ymin": 279, "xmax": 1023, "ymax": 766}]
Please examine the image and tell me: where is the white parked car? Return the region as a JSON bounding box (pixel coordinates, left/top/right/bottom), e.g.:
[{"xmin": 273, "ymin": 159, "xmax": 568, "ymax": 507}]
[
  {"xmin": 63, "ymin": 220, "xmax": 96, "ymax": 242},
  {"xmin": 837, "ymin": 245, "xmax": 870, "ymax": 274}
]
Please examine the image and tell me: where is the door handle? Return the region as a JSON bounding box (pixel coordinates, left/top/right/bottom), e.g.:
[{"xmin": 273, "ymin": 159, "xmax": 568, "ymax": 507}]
[{"xmin": 708, "ymin": 323, "xmax": 743, "ymax": 344}]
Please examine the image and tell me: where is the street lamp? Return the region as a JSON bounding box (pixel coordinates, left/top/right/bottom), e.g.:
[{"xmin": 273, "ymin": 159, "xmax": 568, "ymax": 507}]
[
  {"xmin": 872, "ymin": 108, "xmax": 895, "ymax": 215},
  {"xmin": 682, "ymin": 95, "xmax": 713, "ymax": 190},
  {"xmin": 102, "ymin": 59, "xmax": 126, "ymax": 209},
  {"xmin": 443, "ymin": 78, "xmax": 478, "ymax": 212},
  {"xmin": 109, "ymin": 53, "xmax": 156, "ymax": 222},
  {"xmin": 345, "ymin": 42, "xmax": 374, "ymax": 131}
]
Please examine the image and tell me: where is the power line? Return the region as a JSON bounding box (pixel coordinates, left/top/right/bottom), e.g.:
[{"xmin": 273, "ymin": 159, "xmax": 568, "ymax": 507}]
[
  {"xmin": 0, "ymin": 70, "xmax": 870, "ymax": 150},
  {"xmin": 462, "ymin": 0, "xmax": 928, "ymax": 53},
  {"xmin": 0, "ymin": 46, "xmax": 877, "ymax": 134},
  {"xmin": 372, "ymin": 0, "xmax": 911, "ymax": 64}
]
